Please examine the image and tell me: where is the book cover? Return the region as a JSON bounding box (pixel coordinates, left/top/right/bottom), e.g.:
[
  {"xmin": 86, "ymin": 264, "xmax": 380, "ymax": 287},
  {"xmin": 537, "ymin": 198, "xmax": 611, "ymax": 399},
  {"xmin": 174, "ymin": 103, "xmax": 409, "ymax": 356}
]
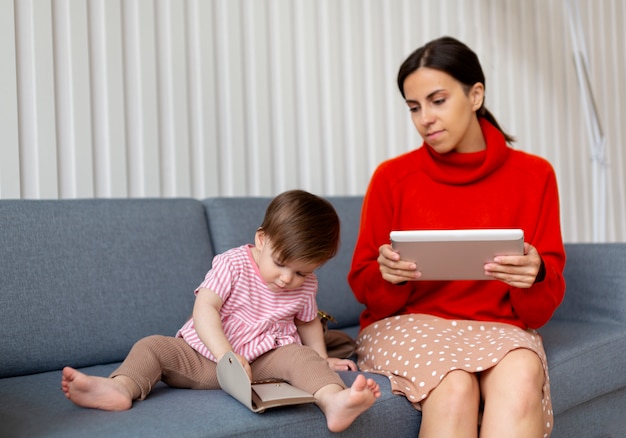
[{"xmin": 217, "ymin": 351, "xmax": 316, "ymax": 413}]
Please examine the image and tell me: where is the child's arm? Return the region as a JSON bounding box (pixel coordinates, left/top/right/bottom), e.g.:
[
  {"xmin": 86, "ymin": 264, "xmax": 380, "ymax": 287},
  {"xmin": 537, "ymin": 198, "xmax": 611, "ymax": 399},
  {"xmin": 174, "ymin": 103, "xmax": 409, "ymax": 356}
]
[
  {"xmin": 295, "ymin": 317, "xmax": 327, "ymax": 358},
  {"xmin": 193, "ymin": 287, "xmax": 251, "ymax": 376},
  {"xmin": 296, "ymin": 318, "xmax": 356, "ymax": 372}
]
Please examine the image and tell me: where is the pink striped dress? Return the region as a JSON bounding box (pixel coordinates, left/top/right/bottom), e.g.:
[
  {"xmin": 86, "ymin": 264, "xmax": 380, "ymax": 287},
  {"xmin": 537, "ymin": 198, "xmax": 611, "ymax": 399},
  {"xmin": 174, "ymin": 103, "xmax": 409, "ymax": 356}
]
[{"xmin": 176, "ymin": 244, "xmax": 318, "ymax": 362}]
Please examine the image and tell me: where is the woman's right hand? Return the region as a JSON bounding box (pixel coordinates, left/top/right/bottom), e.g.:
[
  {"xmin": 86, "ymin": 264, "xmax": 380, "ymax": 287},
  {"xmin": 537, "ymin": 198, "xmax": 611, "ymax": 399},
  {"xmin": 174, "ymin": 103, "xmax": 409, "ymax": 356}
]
[{"xmin": 378, "ymin": 243, "xmax": 421, "ymax": 284}]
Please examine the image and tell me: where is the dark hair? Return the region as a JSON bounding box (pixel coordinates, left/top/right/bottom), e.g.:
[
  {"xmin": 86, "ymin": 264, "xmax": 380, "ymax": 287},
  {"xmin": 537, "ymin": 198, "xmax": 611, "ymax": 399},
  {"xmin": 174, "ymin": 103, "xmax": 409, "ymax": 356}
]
[
  {"xmin": 397, "ymin": 36, "xmax": 515, "ymax": 143},
  {"xmin": 259, "ymin": 190, "xmax": 340, "ymax": 265}
]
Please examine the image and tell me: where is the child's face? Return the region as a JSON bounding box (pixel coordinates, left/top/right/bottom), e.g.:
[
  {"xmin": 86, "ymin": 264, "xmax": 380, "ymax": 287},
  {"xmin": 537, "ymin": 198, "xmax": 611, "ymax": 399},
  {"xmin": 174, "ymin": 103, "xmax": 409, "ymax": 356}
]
[{"xmin": 253, "ymin": 231, "xmax": 321, "ymax": 292}]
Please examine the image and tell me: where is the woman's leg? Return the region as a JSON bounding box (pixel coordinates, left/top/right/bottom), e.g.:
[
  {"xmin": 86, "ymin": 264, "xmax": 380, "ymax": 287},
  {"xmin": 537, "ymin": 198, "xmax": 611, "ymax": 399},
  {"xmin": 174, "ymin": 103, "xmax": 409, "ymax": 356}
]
[
  {"xmin": 419, "ymin": 370, "xmax": 481, "ymax": 438},
  {"xmin": 479, "ymin": 349, "xmax": 545, "ymax": 438}
]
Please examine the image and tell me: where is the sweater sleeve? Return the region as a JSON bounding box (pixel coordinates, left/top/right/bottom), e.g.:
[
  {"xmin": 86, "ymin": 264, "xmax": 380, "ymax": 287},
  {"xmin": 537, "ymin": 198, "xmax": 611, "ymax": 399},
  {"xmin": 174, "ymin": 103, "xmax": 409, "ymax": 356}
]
[
  {"xmin": 509, "ymin": 165, "xmax": 566, "ymax": 328},
  {"xmin": 348, "ymin": 163, "xmax": 414, "ymax": 327}
]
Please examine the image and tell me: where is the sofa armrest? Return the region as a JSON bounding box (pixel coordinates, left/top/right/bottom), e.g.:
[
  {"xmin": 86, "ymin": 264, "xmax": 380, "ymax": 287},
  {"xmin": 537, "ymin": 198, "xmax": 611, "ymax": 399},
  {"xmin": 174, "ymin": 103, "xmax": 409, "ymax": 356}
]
[{"xmin": 552, "ymin": 243, "xmax": 626, "ymax": 325}]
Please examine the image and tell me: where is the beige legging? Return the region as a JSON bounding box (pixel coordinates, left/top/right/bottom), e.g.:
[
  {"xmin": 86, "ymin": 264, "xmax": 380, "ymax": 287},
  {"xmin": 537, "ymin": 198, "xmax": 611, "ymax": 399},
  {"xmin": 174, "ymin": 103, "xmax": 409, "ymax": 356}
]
[{"xmin": 110, "ymin": 335, "xmax": 345, "ymax": 400}]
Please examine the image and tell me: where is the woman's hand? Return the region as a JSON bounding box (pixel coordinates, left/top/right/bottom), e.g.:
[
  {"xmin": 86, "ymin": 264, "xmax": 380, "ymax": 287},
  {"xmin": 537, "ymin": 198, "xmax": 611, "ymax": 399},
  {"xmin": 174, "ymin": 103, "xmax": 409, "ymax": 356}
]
[
  {"xmin": 326, "ymin": 357, "xmax": 357, "ymax": 371},
  {"xmin": 378, "ymin": 243, "xmax": 421, "ymax": 284},
  {"xmin": 484, "ymin": 242, "xmax": 543, "ymax": 288}
]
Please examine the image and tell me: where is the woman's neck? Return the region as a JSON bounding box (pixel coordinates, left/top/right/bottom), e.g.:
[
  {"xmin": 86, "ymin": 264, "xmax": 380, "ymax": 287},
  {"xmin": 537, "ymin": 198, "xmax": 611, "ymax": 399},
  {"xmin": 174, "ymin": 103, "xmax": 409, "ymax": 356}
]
[{"xmin": 454, "ymin": 117, "xmax": 486, "ymax": 153}]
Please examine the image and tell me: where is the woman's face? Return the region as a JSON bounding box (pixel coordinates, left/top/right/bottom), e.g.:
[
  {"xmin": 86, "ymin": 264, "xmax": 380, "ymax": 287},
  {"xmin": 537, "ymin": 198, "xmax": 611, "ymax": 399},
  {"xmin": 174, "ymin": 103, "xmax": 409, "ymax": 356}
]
[{"xmin": 403, "ymin": 67, "xmax": 485, "ymax": 154}]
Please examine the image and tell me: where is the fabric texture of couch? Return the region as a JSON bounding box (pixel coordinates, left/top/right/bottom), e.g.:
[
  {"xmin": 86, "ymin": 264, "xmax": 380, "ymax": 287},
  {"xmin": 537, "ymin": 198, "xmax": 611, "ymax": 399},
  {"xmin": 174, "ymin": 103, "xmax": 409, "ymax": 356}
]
[{"xmin": 0, "ymin": 196, "xmax": 624, "ymax": 437}]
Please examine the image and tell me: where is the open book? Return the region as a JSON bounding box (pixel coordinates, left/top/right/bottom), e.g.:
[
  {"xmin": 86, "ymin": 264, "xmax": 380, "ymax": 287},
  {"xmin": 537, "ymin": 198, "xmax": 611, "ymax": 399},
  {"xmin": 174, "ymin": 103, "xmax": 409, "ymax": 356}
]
[{"xmin": 216, "ymin": 351, "xmax": 316, "ymax": 413}]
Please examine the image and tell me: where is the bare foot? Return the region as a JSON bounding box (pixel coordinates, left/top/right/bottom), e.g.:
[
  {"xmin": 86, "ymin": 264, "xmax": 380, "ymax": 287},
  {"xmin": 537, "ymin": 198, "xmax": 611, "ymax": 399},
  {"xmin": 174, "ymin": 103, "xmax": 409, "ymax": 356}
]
[
  {"xmin": 61, "ymin": 367, "xmax": 134, "ymax": 411},
  {"xmin": 316, "ymin": 374, "xmax": 381, "ymax": 432}
]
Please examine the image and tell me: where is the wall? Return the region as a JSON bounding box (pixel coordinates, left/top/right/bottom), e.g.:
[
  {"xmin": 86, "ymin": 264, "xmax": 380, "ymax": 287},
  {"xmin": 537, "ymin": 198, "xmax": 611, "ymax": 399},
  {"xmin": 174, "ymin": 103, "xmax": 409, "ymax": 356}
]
[{"xmin": 1, "ymin": 0, "xmax": 624, "ymax": 242}]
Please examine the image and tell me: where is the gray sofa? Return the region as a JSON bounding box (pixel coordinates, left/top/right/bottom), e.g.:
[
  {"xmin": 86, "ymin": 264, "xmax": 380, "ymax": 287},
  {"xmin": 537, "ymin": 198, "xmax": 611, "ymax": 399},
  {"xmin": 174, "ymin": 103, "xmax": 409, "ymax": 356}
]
[{"xmin": 0, "ymin": 197, "xmax": 624, "ymax": 438}]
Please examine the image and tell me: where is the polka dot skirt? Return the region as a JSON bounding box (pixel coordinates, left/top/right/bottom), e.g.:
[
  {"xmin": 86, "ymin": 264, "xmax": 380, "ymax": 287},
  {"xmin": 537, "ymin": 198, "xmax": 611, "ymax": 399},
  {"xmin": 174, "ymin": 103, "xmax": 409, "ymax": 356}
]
[{"xmin": 356, "ymin": 314, "xmax": 553, "ymax": 436}]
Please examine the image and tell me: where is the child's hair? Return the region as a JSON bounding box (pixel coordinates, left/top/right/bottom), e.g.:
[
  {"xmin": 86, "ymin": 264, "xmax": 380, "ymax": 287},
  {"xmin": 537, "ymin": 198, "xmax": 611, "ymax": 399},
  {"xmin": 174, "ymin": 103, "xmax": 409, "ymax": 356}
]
[{"xmin": 259, "ymin": 190, "xmax": 340, "ymax": 265}]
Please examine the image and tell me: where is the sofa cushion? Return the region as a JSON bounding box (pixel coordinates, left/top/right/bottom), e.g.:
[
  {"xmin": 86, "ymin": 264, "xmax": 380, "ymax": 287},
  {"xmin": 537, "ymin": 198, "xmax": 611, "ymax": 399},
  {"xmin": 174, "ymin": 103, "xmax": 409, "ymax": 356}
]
[
  {"xmin": 0, "ymin": 199, "xmax": 213, "ymax": 378},
  {"xmin": 553, "ymin": 243, "xmax": 626, "ymax": 324},
  {"xmin": 541, "ymin": 243, "xmax": 626, "ymax": 417},
  {"xmin": 202, "ymin": 196, "xmax": 365, "ymax": 331},
  {"xmin": 542, "ymin": 319, "xmax": 626, "ymax": 414},
  {"xmin": 317, "ymin": 197, "xmax": 366, "ymax": 330}
]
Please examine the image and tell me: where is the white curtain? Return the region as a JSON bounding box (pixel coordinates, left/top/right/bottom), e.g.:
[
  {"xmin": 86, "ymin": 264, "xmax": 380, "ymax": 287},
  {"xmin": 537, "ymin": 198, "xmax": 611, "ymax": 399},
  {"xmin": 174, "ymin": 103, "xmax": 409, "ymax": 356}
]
[{"xmin": 1, "ymin": 0, "xmax": 625, "ymax": 242}]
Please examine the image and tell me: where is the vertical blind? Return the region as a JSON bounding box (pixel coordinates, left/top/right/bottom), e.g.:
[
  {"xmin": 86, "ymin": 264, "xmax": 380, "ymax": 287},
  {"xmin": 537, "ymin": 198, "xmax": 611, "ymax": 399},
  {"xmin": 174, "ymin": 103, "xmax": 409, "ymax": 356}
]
[{"xmin": 0, "ymin": 0, "xmax": 624, "ymax": 242}]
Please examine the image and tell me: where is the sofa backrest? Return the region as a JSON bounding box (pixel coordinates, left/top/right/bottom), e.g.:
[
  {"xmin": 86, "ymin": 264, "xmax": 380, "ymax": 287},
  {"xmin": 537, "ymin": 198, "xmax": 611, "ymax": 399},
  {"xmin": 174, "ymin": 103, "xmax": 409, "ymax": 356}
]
[
  {"xmin": 0, "ymin": 199, "xmax": 213, "ymax": 378},
  {"xmin": 3, "ymin": 196, "xmax": 622, "ymax": 379},
  {"xmin": 202, "ymin": 196, "xmax": 365, "ymax": 330},
  {"xmin": 553, "ymin": 242, "xmax": 626, "ymax": 325}
]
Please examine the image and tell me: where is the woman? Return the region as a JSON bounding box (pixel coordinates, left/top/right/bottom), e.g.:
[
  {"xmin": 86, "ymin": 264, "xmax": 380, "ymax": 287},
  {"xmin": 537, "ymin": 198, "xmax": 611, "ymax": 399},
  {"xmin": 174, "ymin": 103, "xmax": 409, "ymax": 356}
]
[{"xmin": 348, "ymin": 36, "xmax": 565, "ymax": 437}]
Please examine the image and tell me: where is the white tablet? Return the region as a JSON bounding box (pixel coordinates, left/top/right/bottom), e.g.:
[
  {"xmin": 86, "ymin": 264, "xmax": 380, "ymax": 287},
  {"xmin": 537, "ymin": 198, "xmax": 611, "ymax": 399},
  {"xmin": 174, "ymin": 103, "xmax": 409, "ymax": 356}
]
[{"xmin": 390, "ymin": 229, "xmax": 524, "ymax": 280}]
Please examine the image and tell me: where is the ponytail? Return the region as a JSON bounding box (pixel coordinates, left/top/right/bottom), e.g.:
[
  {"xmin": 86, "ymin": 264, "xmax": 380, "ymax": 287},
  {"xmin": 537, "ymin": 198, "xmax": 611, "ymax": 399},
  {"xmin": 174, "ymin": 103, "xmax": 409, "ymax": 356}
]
[{"xmin": 478, "ymin": 107, "xmax": 515, "ymax": 143}]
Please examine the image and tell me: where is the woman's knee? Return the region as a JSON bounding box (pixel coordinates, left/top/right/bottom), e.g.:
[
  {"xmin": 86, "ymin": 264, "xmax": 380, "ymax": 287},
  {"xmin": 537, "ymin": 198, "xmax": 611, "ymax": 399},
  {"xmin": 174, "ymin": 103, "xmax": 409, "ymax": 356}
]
[
  {"xmin": 482, "ymin": 349, "xmax": 544, "ymax": 411},
  {"xmin": 511, "ymin": 351, "xmax": 545, "ymax": 409},
  {"xmin": 426, "ymin": 370, "xmax": 480, "ymax": 413},
  {"xmin": 501, "ymin": 349, "xmax": 544, "ymax": 390}
]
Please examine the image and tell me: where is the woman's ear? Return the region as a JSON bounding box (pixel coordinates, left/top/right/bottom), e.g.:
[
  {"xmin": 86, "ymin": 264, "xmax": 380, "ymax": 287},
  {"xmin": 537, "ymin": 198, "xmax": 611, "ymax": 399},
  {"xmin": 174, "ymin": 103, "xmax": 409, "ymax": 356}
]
[{"xmin": 470, "ymin": 82, "xmax": 485, "ymax": 111}]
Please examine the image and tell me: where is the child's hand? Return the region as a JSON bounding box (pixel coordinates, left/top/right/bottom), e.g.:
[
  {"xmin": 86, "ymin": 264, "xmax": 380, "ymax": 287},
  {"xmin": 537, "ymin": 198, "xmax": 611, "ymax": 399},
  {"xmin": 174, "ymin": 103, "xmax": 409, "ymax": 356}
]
[{"xmin": 326, "ymin": 357, "xmax": 357, "ymax": 371}]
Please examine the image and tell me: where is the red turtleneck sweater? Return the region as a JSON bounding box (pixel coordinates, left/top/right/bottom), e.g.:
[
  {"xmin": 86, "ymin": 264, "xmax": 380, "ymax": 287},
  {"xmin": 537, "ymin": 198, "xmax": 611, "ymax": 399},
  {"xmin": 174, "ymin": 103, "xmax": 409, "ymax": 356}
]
[{"xmin": 348, "ymin": 119, "xmax": 565, "ymax": 330}]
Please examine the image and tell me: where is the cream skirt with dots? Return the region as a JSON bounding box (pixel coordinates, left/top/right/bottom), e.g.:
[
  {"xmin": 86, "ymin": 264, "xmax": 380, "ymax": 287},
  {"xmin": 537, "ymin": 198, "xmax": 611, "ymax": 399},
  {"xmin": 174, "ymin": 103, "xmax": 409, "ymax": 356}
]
[{"xmin": 356, "ymin": 314, "xmax": 553, "ymax": 436}]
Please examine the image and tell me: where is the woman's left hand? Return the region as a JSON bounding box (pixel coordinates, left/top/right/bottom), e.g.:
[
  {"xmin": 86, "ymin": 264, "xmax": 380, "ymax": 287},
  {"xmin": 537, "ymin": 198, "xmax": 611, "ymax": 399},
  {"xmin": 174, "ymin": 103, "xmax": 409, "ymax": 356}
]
[
  {"xmin": 484, "ymin": 242, "xmax": 543, "ymax": 288},
  {"xmin": 326, "ymin": 357, "xmax": 358, "ymax": 372}
]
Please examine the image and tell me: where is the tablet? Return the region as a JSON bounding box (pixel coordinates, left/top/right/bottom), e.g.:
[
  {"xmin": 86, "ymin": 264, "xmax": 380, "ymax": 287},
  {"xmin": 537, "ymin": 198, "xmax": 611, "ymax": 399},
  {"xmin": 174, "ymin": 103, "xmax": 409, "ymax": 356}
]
[{"xmin": 390, "ymin": 229, "xmax": 524, "ymax": 280}]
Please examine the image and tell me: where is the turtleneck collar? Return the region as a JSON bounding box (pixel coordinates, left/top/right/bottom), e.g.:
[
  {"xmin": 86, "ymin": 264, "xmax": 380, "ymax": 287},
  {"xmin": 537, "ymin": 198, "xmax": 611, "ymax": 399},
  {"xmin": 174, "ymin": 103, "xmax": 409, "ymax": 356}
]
[{"xmin": 416, "ymin": 118, "xmax": 510, "ymax": 185}]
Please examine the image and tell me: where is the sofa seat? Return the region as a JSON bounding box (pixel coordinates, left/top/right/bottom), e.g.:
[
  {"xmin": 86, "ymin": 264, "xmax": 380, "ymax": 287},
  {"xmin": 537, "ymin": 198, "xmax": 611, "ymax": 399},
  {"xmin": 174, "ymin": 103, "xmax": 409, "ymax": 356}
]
[{"xmin": 0, "ymin": 364, "xmax": 419, "ymax": 438}]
